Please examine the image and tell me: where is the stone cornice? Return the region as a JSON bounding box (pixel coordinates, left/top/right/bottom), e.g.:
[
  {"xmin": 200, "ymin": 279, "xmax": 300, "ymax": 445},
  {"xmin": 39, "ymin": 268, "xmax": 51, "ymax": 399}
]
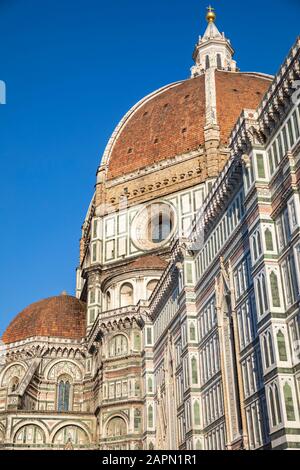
[
  {"xmin": 87, "ymin": 306, "xmax": 142, "ymax": 351},
  {"xmin": 105, "ymin": 147, "xmax": 205, "ymax": 188}
]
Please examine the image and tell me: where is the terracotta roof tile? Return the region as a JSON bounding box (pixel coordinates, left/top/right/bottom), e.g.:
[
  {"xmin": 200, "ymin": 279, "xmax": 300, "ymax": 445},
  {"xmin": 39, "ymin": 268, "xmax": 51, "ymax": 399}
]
[{"xmin": 128, "ymin": 254, "xmax": 168, "ymax": 270}]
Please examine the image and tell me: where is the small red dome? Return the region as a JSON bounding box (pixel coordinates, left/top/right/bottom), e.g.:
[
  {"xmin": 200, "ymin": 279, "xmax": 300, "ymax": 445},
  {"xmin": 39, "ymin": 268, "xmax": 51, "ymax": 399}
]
[{"xmin": 2, "ymin": 295, "xmax": 86, "ymax": 344}]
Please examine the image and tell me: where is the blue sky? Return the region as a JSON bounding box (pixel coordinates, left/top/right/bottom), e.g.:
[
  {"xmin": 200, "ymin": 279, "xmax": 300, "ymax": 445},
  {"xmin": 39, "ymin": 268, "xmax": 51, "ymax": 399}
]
[{"xmin": 0, "ymin": 0, "xmax": 299, "ymax": 336}]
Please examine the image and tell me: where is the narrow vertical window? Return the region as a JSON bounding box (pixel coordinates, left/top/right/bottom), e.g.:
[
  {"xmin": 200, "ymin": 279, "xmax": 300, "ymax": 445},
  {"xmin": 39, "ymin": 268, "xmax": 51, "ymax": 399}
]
[
  {"xmin": 262, "ymin": 275, "xmax": 269, "ymax": 311},
  {"xmin": 93, "ymin": 219, "xmax": 98, "ymax": 238},
  {"xmin": 148, "ymin": 405, "xmax": 153, "ymax": 427},
  {"xmin": 257, "ymin": 279, "xmax": 263, "ymax": 315},
  {"xmin": 277, "ymin": 330, "xmax": 287, "ymax": 361},
  {"xmin": 265, "ymin": 228, "xmax": 274, "ymax": 251},
  {"xmin": 194, "ymin": 401, "xmax": 201, "ymax": 425},
  {"xmin": 269, "ymin": 388, "xmax": 276, "ymax": 426},
  {"xmin": 268, "ymin": 332, "xmax": 275, "ymax": 364},
  {"xmin": 191, "ymin": 357, "xmax": 198, "ymax": 384},
  {"xmin": 263, "ymin": 336, "xmax": 270, "ymax": 368},
  {"xmin": 190, "ymin": 323, "xmax": 196, "ymax": 341},
  {"xmin": 58, "ymin": 379, "xmax": 71, "ymax": 412},
  {"xmin": 205, "ymin": 55, "xmax": 210, "ymax": 70},
  {"xmin": 270, "ymin": 272, "xmax": 280, "ymax": 308},
  {"xmin": 283, "ymin": 382, "xmax": 295, "ymax": 421},
  {"xmin": 256, "ymin": 154, "xmax": 265, "ymax": 178},
  {"xmin": 274, "ymin": 385, "xmax": 282, "ymax": 424}
]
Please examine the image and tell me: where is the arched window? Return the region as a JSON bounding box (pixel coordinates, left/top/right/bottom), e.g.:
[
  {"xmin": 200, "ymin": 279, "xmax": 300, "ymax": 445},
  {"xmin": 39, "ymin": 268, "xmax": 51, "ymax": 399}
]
[
  {"xmin": 107, "ymin": 417, "xmax": 127, "ymax": 437},
  {"xmin": 57, "ymin": 377, "xmax": 71, "ymax": 412},
  {"xmin": 148, "ymin": 405, "xmax": 153, "ymax": 427},
  {"xmin": 283, "ymin": 382, "xmax": 295, "ymax": 421},
  {"xmin": 265, "ymin": 229, "xmax": 274, "ymax": 251},
  {"xmin": 146, "ymin": 280, "xmax": 158, "ymax": 300},
  {"xmin": 191, "ymin": 357, "xmax": 198, "ymax": 384},
  {"xmin": 53, "ymin": 425, "xmax": 89, "ymax": 446},
  {"xmin": 149, "ymin": 442, "xmax": 154, "ymax": 450},
  {"xmin": 120, "ymin": 283, "xmax": 133, "ymax": 307},
  {"xmin": 217, "ymin": 54, "xmax": 222, "ymax": 69},
  {"xmin": 109, "ymin": 334, "xmax": 128, "ymax": 357},
  {"xmin": 194, "ymin": 400, "xmax": 200, "ymax": 425},
  {"xmin": 205, "ymin": 55, "xmax": 210, "ymax": 70},
  {"xmin": 277, "ymin": 330, "xmax": 287, "ymax": 361}
]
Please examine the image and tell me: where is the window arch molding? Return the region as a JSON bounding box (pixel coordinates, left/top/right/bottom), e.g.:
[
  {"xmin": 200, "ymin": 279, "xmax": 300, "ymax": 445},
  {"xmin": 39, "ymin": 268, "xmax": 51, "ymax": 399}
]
[
  {"xmin": 0, "ymin": 362, "xmax": 27, "ymax": 388},
  {"xmin": 50, "ymin": 422, "xmax": 91, "ymax": 446},
  {"xmin": 13, "ymin": 422, "xmax": 48, "ymax": 445},
  {"xmin": 45, "ymin": 359, "xmax": 83, "ymax": 382},
  {"xmin": 105, "ymin": 415, "xmax": 128, "ymax": 438},
  {"xmin": 108, "ymin": 333, "xmax": 129, "ymax": 357}
]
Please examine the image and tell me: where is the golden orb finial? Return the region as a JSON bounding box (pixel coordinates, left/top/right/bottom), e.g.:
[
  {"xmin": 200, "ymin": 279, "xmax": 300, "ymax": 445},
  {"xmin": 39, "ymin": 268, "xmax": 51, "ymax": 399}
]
[{"xmin": 206, "ymin": 5, "xmax": 216, "ymax": 23}]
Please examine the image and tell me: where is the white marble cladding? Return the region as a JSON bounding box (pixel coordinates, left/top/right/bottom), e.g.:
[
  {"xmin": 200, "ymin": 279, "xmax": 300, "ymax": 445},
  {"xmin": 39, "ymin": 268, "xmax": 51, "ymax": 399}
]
[{"xmin": 89, "ymin": 184, "xmax": 206, "ymax": 265}]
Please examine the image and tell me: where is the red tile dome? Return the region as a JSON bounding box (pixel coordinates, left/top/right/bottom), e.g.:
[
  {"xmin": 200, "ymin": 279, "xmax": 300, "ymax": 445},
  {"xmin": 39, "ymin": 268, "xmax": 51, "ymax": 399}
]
[
  {"xmin": 104, "ymin": 71, "xmax": 272, "ymax": 180},
  {"xmin": 2, "ymin": 295, "xmax": 86, "ymax": 344}
]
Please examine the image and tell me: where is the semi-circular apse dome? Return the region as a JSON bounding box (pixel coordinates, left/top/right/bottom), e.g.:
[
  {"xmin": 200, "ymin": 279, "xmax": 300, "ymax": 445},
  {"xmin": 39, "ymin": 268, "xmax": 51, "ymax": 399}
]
[{"xmin": 2, "ymin": 295, "xmax": 86, "ymax": 344}]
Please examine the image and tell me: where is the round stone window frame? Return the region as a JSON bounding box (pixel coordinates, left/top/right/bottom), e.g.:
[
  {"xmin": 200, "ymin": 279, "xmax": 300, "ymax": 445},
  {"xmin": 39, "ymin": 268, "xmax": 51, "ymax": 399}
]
[{"xmin": 130, "ymin": 200, "xmax": 177, "ymax": 252}]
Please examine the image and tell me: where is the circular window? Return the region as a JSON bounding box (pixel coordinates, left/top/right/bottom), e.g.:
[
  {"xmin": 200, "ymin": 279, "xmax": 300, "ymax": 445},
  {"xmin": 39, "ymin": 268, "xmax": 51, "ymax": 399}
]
[{"xmin": 131, "ymin": 201, "xmax": 177, "ymax": 251}]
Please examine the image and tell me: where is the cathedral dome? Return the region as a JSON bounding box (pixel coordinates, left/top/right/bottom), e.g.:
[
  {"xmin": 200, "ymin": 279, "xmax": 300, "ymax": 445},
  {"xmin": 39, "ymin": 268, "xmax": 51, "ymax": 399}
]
[
  {"xmin": 2, "ymin": 295, "xmax": 86, "ymax": 344},
  {"xmin": 104, "ymin": 71, "xmax": 272, "ymax": 180}
]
